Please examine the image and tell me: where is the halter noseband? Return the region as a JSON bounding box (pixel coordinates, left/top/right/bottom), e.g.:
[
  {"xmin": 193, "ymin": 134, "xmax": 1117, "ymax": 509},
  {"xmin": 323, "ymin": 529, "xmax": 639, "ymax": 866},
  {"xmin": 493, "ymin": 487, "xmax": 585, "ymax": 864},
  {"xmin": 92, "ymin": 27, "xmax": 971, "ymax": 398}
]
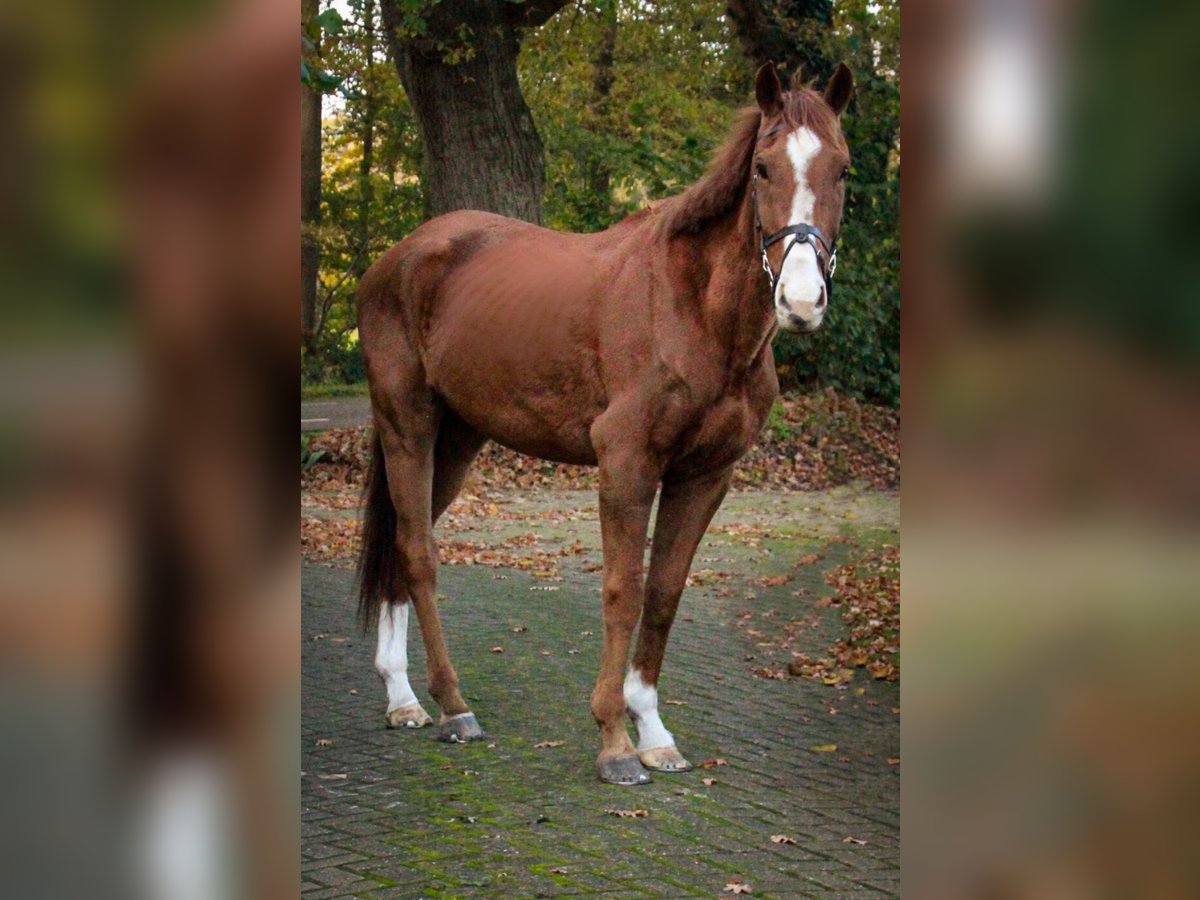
[{"xmin": 752, "ymin": 171, "xmax": 838, "ymax": 302}]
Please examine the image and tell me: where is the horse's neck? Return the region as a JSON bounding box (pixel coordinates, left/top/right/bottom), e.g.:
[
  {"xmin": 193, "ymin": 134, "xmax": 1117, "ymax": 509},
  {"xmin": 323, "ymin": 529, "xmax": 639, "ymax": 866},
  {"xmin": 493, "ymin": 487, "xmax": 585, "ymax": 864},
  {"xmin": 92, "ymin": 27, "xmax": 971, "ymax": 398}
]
[{"xmin": 694, "ymin": 195, "xmax": 776, "ymax": 375}]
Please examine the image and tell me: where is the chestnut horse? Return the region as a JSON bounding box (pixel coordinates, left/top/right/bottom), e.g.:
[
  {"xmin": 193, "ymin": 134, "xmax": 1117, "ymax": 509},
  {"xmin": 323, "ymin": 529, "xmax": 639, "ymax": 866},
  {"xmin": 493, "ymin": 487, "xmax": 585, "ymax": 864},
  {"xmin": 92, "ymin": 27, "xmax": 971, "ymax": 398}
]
[{"xmin": 356, "ymin": 62, "xmax": 854, "ymax": 784}]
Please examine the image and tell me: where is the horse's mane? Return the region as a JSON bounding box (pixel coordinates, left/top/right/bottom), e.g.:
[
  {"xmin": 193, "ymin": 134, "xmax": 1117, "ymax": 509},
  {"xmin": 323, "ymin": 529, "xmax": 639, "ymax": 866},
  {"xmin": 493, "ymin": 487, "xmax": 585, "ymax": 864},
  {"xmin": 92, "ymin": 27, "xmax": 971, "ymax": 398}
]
[{"xmin": 664, "ymin": 88, "xmax": 841, "ymax": 236}]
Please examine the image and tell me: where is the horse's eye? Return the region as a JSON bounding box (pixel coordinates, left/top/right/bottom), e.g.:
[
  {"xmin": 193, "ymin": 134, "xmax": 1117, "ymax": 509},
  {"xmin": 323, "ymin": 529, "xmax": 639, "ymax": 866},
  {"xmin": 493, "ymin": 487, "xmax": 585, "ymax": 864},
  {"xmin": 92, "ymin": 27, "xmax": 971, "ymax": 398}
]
[
  {"xmin": 755, "ymin": 162, "xmax": 769, "ymax": 180},
  {"xmin": 838, "ymin": 166, "xmax": 849, "ymax": 182}
]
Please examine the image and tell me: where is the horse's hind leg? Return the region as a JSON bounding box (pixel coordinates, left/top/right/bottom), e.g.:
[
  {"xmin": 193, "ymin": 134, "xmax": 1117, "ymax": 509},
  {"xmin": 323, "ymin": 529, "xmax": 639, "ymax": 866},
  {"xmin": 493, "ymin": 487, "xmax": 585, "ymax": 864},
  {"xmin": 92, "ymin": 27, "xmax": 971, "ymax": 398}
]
[
  {"xmin": 374, "ymin": 410, "xmax": 481, "ymax": 730},
  {"xmin": 628, "ymin": 467, "xmax": 732, "ymax": 771},
  {"xmin": 377, "ymin": 600, "xmax": 432, "ymax": 729},
  {"xmin": 377, "ymin": 399, "xmax": 484, "ymax": 743}
]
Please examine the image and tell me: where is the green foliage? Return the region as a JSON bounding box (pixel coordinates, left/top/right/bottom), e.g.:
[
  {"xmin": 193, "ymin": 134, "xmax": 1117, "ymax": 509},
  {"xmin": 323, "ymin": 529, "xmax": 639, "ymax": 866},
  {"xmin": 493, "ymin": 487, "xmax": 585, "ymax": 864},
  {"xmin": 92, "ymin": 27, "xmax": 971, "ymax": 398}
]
[
  {"xmin": 522, "ymin": 0, "xmax": 748, "ymax": 232},
  {"xmin": 303, "ymin": 6, "xmax": 348, "ymax": 93},
  {"xmin": 765, "ymin": 399, "xmax": 796, "ymax": 443},
  {"xmin": 302, "ymin": 326, "xmax": 367, "ymax": 386}
]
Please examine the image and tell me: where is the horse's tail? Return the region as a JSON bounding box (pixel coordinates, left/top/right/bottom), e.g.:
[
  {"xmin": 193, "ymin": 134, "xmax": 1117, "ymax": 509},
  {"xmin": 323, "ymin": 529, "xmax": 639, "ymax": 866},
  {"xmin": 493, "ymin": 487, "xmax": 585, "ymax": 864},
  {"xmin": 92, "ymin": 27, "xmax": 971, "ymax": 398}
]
[{"xmin": 357, "ymin": 431, "xmax": 397, "ymax": 632}]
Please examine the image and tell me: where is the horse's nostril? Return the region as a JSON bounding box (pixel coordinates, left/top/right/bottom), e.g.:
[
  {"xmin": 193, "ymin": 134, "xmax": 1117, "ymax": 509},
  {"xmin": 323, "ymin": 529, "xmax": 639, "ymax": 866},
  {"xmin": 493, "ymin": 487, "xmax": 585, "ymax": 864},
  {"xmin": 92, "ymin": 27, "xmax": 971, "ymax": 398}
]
[
  {"xmin": 815, "ymin": 288, "xmax": 828, "ymax": 311},
  {"xmin": 787, "ymin": 313, "xmax": 808, "ymax": 329}
]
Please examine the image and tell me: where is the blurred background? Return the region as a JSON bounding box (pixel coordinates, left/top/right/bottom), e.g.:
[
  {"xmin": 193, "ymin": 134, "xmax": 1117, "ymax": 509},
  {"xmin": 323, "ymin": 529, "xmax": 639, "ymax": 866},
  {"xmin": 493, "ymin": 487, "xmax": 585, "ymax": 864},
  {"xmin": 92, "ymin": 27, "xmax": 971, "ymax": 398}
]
[
  {"xmin": 903, "ymin": 0, "xmax": 1200, "ymax": 895},
  {"xmin": 0, "ymin": 0, "xmax": 296, "ymax": 897},
  {"xmin": 0, "ymin": 0, "xmax": 1197, "ymax": 896}
]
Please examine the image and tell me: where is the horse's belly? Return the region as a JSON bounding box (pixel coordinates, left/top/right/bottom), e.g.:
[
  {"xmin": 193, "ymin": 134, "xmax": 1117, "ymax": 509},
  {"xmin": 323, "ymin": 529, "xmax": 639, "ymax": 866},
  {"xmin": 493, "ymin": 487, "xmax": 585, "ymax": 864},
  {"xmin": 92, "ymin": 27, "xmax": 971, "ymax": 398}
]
[
  {"xmin": 427, "ymin": 324, "xmax": 602, "ymax": 466},
  {"xmin": 447, "ymin": 387, "xmax": 600, "ymax": 466}
]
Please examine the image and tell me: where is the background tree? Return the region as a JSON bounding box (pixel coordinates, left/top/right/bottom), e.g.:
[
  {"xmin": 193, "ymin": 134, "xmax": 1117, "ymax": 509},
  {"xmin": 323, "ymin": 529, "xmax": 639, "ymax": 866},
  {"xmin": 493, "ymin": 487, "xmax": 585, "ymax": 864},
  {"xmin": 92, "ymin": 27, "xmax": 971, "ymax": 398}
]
[
  {"xmin": 301, "ymin": 0, "xmax": 322, "ymax": 348},
  {"xmin": 725, "ymin": 0, "xmax": 834, "ymax": 83},
  {"xmin": 302, "ymin": 4, "xmax": 352, "ymax": 353},
  {"xmin": 379, "ymin": 0, "xmax": 572, "ymax": 223}
]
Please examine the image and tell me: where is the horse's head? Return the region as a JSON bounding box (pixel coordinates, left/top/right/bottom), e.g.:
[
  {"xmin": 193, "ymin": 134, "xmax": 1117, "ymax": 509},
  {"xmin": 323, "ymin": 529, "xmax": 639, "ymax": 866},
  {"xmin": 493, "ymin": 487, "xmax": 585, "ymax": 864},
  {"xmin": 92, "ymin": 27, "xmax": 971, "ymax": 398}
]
[{"xmin": 751, "ymin": 62, "xmax": 854, "ymax": 333}]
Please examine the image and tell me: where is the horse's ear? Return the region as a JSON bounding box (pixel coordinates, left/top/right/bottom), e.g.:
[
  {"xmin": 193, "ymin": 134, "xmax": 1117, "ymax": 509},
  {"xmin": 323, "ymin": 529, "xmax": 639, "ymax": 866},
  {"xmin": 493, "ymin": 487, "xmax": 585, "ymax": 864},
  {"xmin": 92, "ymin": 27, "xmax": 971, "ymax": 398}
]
[
  {"xmin": 755, "ymin": 62, "xmax": 784, "ymax": 118},
  {"xmin": 824, "ymin": 62, "xmax": 854, "ymax": 116}
]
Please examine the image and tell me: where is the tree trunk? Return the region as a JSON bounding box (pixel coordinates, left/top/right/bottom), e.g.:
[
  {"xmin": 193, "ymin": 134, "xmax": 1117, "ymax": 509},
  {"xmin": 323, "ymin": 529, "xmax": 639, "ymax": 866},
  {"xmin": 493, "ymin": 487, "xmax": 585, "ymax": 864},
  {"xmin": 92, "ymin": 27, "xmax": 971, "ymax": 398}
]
[
  {"xmin": 725, "ymin": 0, "xmax": 833, "ymax": 83},
  {"xmin": 582, "ymin": 0, "xmax": 619, "ymax": 225},
  {"xmin": 355, "ymin": 0, "xmax": 377, "ymax": 276},
  {"xmin": 300, "ymin": 0, "xmax": 321, "ymax": 346},
  {"xmin": 381, "ymin": 0, "xmax": 570, "ymax": 224}
]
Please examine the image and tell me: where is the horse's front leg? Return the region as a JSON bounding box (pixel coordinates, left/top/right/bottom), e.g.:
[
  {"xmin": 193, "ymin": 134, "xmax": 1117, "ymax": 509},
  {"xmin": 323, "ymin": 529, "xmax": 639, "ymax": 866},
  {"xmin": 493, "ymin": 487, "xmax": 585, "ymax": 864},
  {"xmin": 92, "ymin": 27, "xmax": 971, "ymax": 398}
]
[
  {"xmin": 628, "ymin": 467, "xmax": 733, "ymax": 772},
  {"xmin": 591, "ymin": 437, "xmax": 659, "ymax": 785}
]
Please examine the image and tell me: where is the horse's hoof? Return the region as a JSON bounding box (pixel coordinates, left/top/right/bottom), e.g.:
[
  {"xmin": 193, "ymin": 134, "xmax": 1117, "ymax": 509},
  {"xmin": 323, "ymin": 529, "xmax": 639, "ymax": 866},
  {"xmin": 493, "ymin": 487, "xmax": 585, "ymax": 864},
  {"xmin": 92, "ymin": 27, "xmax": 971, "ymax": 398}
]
[
  {"xmin": 437, "ymin": 712, "xmax": 486, "ymax": 743},
  {"xmin": 598, "ymin": 755, "xmax": 653, "ymax": 785},
  {"xmin": 385, "ymin": 703, "xmax": 433, "ymax": 729},
  {"xmin": 638, "ymin": 745, "xmax": 692, "ymax": 773}
]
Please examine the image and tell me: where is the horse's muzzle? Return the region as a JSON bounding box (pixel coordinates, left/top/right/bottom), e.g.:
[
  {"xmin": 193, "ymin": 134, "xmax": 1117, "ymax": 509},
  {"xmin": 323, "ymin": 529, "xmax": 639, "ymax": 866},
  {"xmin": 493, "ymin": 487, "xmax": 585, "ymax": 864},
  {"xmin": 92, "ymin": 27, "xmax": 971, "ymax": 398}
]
[{"xmin": 787, "ymin": 313, "xmax": 822, "ymax": 333}]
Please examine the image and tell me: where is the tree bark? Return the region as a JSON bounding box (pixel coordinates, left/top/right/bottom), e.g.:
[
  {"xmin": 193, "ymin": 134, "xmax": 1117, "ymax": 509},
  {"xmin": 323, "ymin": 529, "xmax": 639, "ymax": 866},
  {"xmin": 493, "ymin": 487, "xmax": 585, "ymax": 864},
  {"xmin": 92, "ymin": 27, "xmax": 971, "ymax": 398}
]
[
  {"xmin": 300, "ymin": 0, "xmax": 322, "ymax": 345},
  {"xmin": 583, "ymin": 0, "xmax": 619, "ymax": 225},
  {"xmin": 356, "ymin": 0, "xmax": 377, "ymax": 276},
  {"xmin": 725, "ymin": 0, "xmax": 833, "ymax": 84},
  {"xmin": 381, "ymin": 0, "xmax": 570, "ymax": 224}
]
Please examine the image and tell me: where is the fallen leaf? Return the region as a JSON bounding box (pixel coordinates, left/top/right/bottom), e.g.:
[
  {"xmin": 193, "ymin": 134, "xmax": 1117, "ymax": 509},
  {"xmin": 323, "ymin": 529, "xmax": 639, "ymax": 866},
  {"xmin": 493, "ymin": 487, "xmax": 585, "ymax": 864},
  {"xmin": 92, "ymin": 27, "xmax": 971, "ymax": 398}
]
[
  {"xmin": 550, "ymin": 866, "xmax": 568, "ymax": 874},
  {"xmin": 511, "ymin": 625, "xmax": 527, "ymax": 633},
  {"xmin": 702, "ymin": 777, "xmax": 717, "ymax": 786},
  {"xmin": 603, "ymin": 808, "xmax": 648, "ymax": 818},
  {"xmin": 751, "ymin": 667, "xmax": 788, "ymax": 680},
  {"xmin": 755, "ymin": 574, "xmax": 790, "ymax": 587},
  {"xmin": 490, "ymin": 646, "xmax": 504, "ymax": 653},
  {"xmin": 534, "ymin": 740, "xmax": 565, "ymax": 749},
  {"xmin": 797, "ymin": 553, "xmax": 823, "ymax": 565},
  {"xmin": 887, "ymin": 757, "xmax": 900, "ymax": 766},
  {"xmin": 723, "ymin": 881, "xmax": 752, "ymax": 894},
  {"xmin": 810, "ymin": 743, "xmax": 838, "ymax": 753},
  {"xmin": 698, "ymin": 757, "xmax": 728, "ymax": 769},
  {"xmin": 314, "ymin": 738, "xmax": 333, "ymax": 748},
  {"xmin": 843, "ymin": 836, "xmax": 868, "ymax": 845},
  {"xmin": 316, "ymin": 773, "xmax": 347, "ymax": 781},
  {"xmin": 770, "ymin": 834, "xmax": 797, "ymax": 845},
  {"xmin": 664, "ymin": 699, "xmax": 688, "ymax": 706}
]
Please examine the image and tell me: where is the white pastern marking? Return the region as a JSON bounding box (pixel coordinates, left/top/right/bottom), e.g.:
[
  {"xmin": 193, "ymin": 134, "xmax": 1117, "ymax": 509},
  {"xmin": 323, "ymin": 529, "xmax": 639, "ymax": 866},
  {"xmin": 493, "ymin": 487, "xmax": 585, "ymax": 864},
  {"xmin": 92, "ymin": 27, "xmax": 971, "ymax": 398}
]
[
  {"xmin": 776, "ymin": 126, "xmax": 827, "ymax": 325},
  {"xmin": 624, "ymin": 668, "xmax": 675, "ymax": 751},
  {"xmin": 375, "ymin": 602, "xmax": 419, "ymax": 711}
]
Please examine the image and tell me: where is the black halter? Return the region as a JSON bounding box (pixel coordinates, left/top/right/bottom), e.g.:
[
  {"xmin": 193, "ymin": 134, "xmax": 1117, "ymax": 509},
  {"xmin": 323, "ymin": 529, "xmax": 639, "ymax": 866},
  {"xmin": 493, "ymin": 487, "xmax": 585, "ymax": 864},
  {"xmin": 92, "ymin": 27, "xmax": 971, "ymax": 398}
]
[{"xmin": 751, "ymin": 172, "xmax": 838, "ymax": 302}]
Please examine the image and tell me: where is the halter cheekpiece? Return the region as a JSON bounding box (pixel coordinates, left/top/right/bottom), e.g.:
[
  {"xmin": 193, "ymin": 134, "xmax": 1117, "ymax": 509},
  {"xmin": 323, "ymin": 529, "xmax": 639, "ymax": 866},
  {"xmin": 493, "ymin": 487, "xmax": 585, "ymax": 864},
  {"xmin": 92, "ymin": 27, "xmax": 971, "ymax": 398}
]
[{"xmin": 751, "ymin": 171, "xmax": 837, "ymax": 302}]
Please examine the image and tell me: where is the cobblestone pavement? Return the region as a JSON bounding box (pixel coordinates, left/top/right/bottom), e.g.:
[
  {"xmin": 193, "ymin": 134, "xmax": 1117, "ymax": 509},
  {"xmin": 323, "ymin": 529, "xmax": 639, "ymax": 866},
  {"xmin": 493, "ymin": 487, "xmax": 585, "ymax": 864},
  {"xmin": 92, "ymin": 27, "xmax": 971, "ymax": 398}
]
[{"xmin": 302, "ymin": 490, "xmax": 899, "ymax": 898}]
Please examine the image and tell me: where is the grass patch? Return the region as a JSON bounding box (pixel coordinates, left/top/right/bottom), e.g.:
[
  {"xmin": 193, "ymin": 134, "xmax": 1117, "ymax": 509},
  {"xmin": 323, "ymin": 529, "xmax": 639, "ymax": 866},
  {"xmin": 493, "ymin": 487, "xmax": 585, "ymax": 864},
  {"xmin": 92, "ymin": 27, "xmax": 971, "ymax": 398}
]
[{"xmin": 301, "ymin": 380, "xmax": 368, "ymax": 399}]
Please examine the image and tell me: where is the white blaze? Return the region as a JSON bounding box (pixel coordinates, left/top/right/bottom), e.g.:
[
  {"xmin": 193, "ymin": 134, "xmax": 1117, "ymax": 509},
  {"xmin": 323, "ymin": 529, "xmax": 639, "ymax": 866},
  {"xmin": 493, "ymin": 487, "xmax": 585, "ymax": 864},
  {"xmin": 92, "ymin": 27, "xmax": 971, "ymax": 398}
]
[
  {"xmin": 375, "ymin": 602, "xmax": 419, "ymax": 712},
  {"xmin": 776, "ymin": 126, "xmax": 827, "ymax": 331},
  {"xmin": 624, "ymin": 668, "xmax": 674, "ymax": 752}
]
